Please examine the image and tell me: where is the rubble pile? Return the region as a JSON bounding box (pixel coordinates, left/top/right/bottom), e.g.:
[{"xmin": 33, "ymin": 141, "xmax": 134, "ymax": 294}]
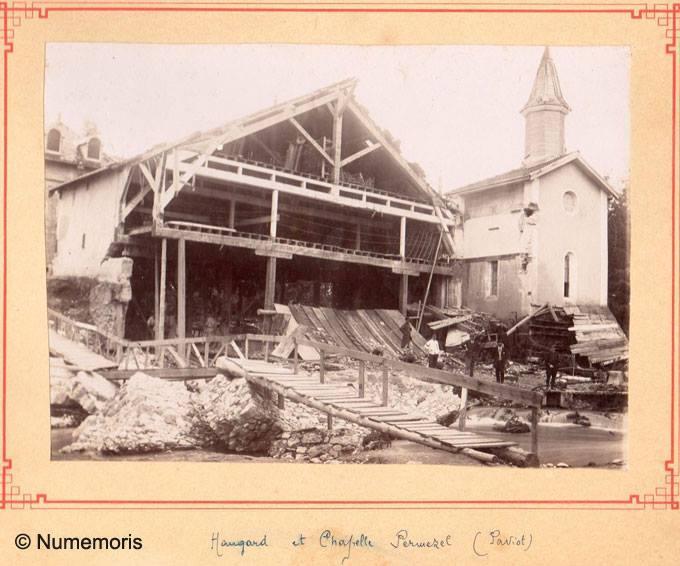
[
  {"xmin": 420, "ymin": 305, "xmax": 500, "ymax": 349},
  {"xmin": 190, "ymin": 375, "xmax": 284, "ymax": 453},
  {"xmin": 50, "ymin": 356, "xmax": 118, "ymax": 415},
  {"xmin": 64, "ymin": 372, "xmax": 196, "ymax": 454},
  {"xmin": 70, "ymin": 370, "xmax": 118, "ymax": 413},
  {"xmin": 268, "ymin": 427, "xmax": 363, "ymax": 463}
]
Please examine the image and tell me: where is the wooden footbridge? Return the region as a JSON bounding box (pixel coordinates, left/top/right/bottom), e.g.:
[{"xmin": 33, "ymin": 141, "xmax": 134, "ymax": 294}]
[
  {"xmin": 243, "ymin": 358, "xmax": 520, "ymax": 455},
  {"xmin": 49, "ymin": 309, "xmax": 544, "ymax": 462}
]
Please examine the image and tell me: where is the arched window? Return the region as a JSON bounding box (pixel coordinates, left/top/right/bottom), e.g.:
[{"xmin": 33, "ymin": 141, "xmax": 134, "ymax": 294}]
[
  {"xmin": 46, "ymin": 129, "xmax": 61, "ymax": 153},
  {"xmin": 87, "ymin": 137, "xmax": 101, "ymax": 160},
  {"xmin": 562, "ymin": 190, "xmax": 578, "ymax": 214},
  {"xmin": 564, "ymin": 252, "xmax": 575, "ymax": 298}
]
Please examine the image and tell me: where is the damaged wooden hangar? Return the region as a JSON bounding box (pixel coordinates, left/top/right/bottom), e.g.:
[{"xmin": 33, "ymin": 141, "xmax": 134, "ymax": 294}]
[{"xmin": 50, "ymin": 78, "xmax": 463, "ymax": 340}]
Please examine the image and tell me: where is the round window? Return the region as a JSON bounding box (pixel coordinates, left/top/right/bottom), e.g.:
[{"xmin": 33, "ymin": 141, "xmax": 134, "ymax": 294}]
[{"xmin": 563, "ymin": 191, "xmax": 577, "ymax": 214}]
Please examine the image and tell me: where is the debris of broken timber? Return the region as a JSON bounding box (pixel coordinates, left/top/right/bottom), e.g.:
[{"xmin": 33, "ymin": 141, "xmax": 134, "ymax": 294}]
[
  {"xmin": 489, "ymin": 446, "xmax": 539, "ymax": 468},
  {"xmin": 460, "ymin": 448, "xmax": 498, "ymax": 465}
]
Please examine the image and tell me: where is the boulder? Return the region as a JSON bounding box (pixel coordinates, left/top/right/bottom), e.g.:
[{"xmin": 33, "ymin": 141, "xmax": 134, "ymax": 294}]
[
  {"xmin": 69, "ymin": 371, "xmax": 118, "ymax": 413},
  {"xmin": 50, "ymin": 358, "xmax": 117, "ymax": 415},
  {"xmin": 493, "ymin": 415, "xmax": 531, "ymax": 434}
]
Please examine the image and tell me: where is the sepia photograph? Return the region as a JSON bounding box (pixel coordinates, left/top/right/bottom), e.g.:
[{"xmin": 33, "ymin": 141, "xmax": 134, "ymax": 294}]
[{"xmin": 45, "ymin": 43, "xmax": 630, "ymax": 469}]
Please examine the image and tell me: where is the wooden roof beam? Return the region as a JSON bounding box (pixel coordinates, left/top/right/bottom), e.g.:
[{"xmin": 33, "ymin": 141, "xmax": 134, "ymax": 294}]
[
  {"xmin": 289, "ymin": 117, "xmax": 333, "ymax": 165},
  {"xmin": 161, "ymin": 89, "xmax": 344, "ymax": 210},
  {"xmin": 121, "ymin": 158, "xmax": 164, "ymax": 221},
  {"xmin": 340, "ymin": 141, "xmax": 381, "ymax": 168}
]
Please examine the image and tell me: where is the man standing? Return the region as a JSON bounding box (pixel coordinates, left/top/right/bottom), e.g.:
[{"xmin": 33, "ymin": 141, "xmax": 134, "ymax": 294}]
[
  {"xmin": 400, "ymin": 320, "xmax": 412, "ymax": 350},
  {"xmin": 467, "ymin": 336, "xmax": 480, "ymax": 377},
  {"xmin": 425, "ymin": 335, "xmax": 441, "ymax": 368},
  {"xmin": 493, "ymin": 341, "xmax": 507, "ymax": 384},
  {"xmin": 545, "ymin": 345, "xmax": 560, "ymax": 389}
]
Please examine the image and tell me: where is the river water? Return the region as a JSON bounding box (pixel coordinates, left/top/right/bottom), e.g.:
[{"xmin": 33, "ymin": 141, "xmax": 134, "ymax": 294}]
[{"xmin": 464, "ymin": 407, "xmax": 626, "ymax": 467}]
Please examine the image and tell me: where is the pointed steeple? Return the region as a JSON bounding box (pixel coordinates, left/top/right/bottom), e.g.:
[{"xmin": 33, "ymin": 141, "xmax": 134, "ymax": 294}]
[
  {"xmin": 521, "ymin": 47, "xmax": 571, "ymax": 164},
  {"xmin": 522, "ymin": 47, "xmax": 570, "ymax": 114}
]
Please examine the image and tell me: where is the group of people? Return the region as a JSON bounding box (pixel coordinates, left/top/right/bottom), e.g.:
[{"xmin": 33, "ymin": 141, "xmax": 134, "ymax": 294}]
[{"xmin": 423, "ymin": 330, "xmax": 562, "ymax": 389}]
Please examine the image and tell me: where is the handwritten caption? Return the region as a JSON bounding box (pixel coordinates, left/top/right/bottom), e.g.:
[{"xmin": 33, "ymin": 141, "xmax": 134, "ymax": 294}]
[{"xmin": 210, "ymin": 528, "xmax": 532, "ymax": 562}]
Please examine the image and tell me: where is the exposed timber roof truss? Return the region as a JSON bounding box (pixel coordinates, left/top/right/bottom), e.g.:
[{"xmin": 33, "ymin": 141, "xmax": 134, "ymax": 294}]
[{"xmin": 118, "ymin": 77, "xmax": 460, "ymax": 255}]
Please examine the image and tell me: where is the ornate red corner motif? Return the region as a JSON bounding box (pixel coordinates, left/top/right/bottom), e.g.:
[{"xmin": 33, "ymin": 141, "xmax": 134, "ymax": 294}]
[{"xmin": 0, "ymin": 1, "xmax": 678, "ymax": 511}]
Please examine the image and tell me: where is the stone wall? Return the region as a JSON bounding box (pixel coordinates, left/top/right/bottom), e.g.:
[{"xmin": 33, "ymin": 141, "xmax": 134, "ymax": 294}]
[{"xmin": 89, "ymin": 257, "xmax": 133, "ymax": 337}]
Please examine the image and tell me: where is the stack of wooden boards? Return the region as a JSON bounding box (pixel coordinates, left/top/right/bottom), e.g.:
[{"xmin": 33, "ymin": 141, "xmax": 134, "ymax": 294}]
[
  {"xmin": 524, "ymin": 304, "xmax": 628, "ymax": 366},
  {"xmin": 423, "ymin": 305, "xmax": 499, "ymax": 348},
  {"xmin": 564, "ymin": 305, "xmax": 629, "ymax": 365},
  {"xmin": 272, "ymin": 304, "xmax": 427, "ymax": 360}
]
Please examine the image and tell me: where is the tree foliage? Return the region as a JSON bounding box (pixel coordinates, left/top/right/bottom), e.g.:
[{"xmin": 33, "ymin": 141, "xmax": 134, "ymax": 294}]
[{"xmin": 608, "ymin": 183, "xmax": 630, "ymax": 335}]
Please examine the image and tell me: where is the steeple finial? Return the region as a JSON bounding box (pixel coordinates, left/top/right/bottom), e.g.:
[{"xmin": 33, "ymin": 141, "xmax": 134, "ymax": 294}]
[
  {"xmin": 521, "ymin": 46, "xmax": 570, "ymax": 114},
  {"xmin": 521, "ymin": 46, "xmax": 571, "ymax": 164}
]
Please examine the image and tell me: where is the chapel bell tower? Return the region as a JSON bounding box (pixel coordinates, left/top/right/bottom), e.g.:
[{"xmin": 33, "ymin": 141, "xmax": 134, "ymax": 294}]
[{"xmin": 521, "ymin": 47, "xmax": 571, "ymax": 165}]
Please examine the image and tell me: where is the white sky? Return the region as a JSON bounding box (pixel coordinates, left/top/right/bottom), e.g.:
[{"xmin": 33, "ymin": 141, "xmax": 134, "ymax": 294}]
[{"xmin": 45, "ymin": 44, "xmax": 629, "ymax": 190}]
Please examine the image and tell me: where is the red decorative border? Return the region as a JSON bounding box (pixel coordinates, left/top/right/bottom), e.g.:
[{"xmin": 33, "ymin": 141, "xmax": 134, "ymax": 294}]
[{"xmin": 1, "ymin": 1, "xmax": 678, "ymax": 511}]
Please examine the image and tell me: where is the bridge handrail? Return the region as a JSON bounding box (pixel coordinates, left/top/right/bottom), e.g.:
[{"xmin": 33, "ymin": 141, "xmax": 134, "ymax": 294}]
[{"xmin": 294, "ymin": 337, "xmax": 543, "ymax": 408}]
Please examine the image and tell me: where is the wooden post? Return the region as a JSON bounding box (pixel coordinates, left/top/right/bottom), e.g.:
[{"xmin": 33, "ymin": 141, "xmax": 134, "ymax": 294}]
[
  {"xmin": 228, "ymin": 200, "xmax": 236, "ymax": 229},
  {"xmin": 399, "ymin": 274, "xmax": 409, "ymax": 318},
  {"xmin": 332, "ymin": 105, "xmax": 343, "ymax": 184},
  {"xmin": 400, "ymin": 216, "xmax": 406, "ymax": 258},
  {"xmin": 157, "ymin": 238, "xmax": 167, "ymax": 368},
  {"xmin": 264, "ymin": 257, "xmax": 277, "ymax": 311},
  {"xmin": 261, "ymin": 190, "xmax": 279, "ymax": 337},
  {"xmin": 355, "ymin": 224, "xmax": 361, "ymax": 250},
  {"xmin": 245, "ymin": 337, "xmax": 250, "ymax": 359},
  {"xmin": 327, "ymin": 414, "xmax": 333, "ymax": 431},
  {"xmin": 458, "ymin": 387, "xmax": 469, "ymax": 431},
  {"xmin": 264, "ymin": 192, "xmax": 278, "ymax": 312},
  {"xmin": 382, "ymin": 364, "xmax": 389, "ymax": 406},
  {"xmin": 358, "ymin": 361, "xmax": 365, "ymax": 398},
  {"xmin": 154, "ymin": 245, "xmax": 159, "ymax": 335},
  {"xmin": 177, "ymin": 238, "xmax": 186, "ymax": 356},
  {"xmin": 277, "ymin": 393, "xmax": 285, "ymax": 410},
  {"xmin": 270, "ymin": 190, "xmax": 279, "ymax": 239},
  {"xmin": 293, "ymin": 339, "xmax": 299, "ymax": 373},
  {"xmin": 264, "ymin": 339, "xmax": 269, "ymax": 363},
  {"xmin": 319, "ymin": 350, "xmax": 325, "ymax": 384},
  {"xmin": 531, "ymin": 407, "xmax": 539, "ymax": 459},
  {"xmin": 224, "ymin": 261, "xmax": 233, "ymax": 331}
]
